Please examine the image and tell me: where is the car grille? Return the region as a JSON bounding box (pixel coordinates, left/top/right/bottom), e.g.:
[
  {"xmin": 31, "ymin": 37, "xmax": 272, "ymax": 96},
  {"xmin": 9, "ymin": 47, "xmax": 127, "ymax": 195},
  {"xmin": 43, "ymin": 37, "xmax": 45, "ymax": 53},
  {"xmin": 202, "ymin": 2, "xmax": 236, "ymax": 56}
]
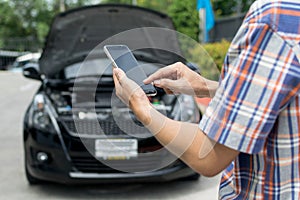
[
  {"xmin": 71, "ymin": 150, "xmax": 180, "ymax": 173},
  {"xmin": 59, "ymin": 117, "xmax": 152, "ymax": 137}
]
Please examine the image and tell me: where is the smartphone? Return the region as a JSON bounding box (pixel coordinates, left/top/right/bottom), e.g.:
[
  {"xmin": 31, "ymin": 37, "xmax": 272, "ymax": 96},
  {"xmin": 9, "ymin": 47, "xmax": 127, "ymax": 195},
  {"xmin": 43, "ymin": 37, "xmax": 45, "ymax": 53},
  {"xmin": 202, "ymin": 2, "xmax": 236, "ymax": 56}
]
[{"xmin": 104, "ymin": 45, "xmax": 157, "ymax": 96}]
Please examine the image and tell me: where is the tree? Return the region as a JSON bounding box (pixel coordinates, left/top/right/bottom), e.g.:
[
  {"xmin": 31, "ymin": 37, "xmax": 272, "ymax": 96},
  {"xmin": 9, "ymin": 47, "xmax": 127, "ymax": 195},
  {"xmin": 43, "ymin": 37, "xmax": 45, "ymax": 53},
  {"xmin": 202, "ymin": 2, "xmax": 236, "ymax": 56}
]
[
  {"xmin": 0, "ymin": 0, "xmax": 56, "ymax": 51},
  {"xmin": 167, "ymin": 0, "xmax": 199, "ymax": 41},
  {"xmin": 0, "ymin": 1, "xmax": 25, "ymax": 42},
  {"xmin": 212, "ymin": 0, "xmax": 255, "ymax": 17},
  {"xmin": 0, "ymin": 0, "xmax": 100, "ymax": 51},
  {"xmin": 135, "ymin": 0, "xmax": 173, "ymax": 14}
]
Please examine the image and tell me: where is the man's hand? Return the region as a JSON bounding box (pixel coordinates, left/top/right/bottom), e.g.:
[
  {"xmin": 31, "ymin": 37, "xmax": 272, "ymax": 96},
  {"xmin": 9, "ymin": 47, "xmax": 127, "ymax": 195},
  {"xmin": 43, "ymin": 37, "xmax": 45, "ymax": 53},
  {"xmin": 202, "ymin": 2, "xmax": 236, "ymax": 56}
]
[
  {"xmin": 113, "ymin": 68, "xmax": 152, "ymax": 125},
  {"xmin": 144, "ymin": 62, "xmax": 218, "ymax": 98}
]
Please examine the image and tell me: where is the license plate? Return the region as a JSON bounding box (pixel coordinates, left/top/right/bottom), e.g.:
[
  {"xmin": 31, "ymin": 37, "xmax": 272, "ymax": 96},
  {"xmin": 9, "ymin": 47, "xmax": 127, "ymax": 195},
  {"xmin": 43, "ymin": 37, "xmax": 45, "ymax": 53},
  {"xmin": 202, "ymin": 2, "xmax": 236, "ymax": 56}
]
[{"xmin": 95, "ymin": 139, "xmax": 138, "ymax": 160}]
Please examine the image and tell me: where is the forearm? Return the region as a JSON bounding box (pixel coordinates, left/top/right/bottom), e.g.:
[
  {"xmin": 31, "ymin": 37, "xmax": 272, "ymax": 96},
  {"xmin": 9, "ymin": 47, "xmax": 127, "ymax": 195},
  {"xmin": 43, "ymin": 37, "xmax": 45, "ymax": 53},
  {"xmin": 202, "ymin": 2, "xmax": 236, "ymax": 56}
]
[
  {"xmin": 142, "ymin": 107, "xmax": 238, "ymax": 177},
  {"xmin": 193, "ymin": 77, "xmax": 219, "ymax": 98}
]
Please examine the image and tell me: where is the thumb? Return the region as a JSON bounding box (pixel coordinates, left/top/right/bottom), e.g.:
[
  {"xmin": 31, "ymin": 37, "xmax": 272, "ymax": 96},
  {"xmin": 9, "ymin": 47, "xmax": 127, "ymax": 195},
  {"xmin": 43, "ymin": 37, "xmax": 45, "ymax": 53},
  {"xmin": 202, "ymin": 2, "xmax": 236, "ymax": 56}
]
[{"xmin": 113, "ymin": 68, "xmax": 126, "ymax": 83}]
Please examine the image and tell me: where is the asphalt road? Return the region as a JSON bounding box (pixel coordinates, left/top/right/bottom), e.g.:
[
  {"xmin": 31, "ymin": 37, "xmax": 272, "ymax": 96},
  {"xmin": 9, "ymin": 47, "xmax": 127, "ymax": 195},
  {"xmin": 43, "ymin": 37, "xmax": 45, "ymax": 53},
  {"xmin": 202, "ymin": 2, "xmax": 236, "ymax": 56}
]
[{"xmin": 0, "ymin": 71, "xmax": 221, "ymax": 200}]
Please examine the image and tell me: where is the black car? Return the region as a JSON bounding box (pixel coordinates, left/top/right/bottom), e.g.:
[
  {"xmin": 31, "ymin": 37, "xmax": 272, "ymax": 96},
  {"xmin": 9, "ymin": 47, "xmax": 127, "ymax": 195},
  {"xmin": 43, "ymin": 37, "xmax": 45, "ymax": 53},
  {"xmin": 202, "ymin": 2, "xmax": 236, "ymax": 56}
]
[{"xmin": 23, "ymin": 4, "xmax": 201, "ymax": 185}]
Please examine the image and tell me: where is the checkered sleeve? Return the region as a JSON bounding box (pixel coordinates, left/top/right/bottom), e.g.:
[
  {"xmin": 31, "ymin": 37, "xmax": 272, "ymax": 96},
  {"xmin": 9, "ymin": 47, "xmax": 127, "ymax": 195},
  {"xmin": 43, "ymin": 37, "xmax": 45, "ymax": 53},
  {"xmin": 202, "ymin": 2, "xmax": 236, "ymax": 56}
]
[{"xmin": 199, "ymin": 22, "xmax": 300, "ymax": 154}]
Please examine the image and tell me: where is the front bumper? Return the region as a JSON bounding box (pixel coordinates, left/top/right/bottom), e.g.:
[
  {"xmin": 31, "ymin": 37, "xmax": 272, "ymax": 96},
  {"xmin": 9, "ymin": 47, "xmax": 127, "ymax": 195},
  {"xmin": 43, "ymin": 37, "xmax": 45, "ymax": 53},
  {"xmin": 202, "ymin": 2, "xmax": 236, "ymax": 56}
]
[{"xmin": 24, "ymin": 127, "xmax": 197, "ymax": 184}]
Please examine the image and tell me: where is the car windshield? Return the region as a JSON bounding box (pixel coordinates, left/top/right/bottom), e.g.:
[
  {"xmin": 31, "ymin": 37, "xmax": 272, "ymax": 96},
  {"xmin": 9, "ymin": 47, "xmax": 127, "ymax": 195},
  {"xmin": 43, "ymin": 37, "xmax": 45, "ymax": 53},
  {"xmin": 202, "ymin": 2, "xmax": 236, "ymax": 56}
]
[
  {"xmin": 64, "ymin": 58, "xmax": 161, "ymax": 80},
  {"xmin": 64, "ymin": 58, "xmax": 112, "ymax": 79}
]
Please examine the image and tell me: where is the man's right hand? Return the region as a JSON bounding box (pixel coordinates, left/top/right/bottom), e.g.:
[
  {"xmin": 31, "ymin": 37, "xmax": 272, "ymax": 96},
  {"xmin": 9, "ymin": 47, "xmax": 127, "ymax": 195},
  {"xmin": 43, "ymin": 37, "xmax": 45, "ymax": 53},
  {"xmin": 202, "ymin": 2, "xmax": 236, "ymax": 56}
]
[{"xmin": 143, "ymin": 62, "xmax": 218, "ymax": 98}]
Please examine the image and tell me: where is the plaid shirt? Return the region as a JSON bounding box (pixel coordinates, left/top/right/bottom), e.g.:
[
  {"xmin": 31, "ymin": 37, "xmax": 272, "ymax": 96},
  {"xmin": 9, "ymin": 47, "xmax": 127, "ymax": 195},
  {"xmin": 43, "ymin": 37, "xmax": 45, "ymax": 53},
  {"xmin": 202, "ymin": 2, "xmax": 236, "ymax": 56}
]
[{"xmin": 199, "ymin": 0, "xmax": 300, "ymax": 199}]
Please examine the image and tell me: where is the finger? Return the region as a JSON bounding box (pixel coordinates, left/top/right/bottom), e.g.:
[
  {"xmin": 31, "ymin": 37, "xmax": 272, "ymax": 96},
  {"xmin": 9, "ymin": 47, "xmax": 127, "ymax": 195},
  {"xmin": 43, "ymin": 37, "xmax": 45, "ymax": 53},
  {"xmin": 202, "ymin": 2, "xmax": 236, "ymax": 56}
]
[
  {"xmin": 113, "ymin": 68, "xmax": 121, "ymax": 88},
  {"xmin": 143, "ymin": 63, "xmax": 178, "ymax": 84},
  {"xmin": 153, "ymin": 78, "xmax": 178, "ymax": 90},
  {"xmin": 113, "ymin": 69, "xmax": 123, "ymax": 98},
  {"xmin": 113, "ymin": 69, "xmax": 130, "ymax": 106},
  {"xmin": 113, "ymin": 68, "xmax": 127, "ymax": 85}
]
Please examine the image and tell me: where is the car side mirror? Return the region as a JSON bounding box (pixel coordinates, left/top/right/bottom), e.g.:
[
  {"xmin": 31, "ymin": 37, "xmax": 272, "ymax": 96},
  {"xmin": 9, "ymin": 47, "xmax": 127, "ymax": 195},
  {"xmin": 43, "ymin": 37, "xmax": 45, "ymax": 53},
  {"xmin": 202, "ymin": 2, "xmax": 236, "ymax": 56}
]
[{"xmin": 23, "ymin": 63, "xmax": 42, "ymax": 81}]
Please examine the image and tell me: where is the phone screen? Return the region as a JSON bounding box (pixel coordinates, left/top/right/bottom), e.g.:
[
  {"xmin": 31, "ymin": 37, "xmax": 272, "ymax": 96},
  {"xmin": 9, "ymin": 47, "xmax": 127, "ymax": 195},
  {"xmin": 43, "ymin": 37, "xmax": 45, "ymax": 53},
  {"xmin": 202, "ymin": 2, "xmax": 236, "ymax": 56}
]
[{"xmin": 104, "ymin": 45, "xmax": 157, "ymax": 96}]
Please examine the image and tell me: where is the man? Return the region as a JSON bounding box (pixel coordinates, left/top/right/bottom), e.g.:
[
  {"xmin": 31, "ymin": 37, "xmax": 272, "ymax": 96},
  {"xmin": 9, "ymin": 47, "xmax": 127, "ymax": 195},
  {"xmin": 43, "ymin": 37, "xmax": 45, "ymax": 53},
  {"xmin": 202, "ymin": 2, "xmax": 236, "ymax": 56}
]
[{"xmin": 113, "ymin": 0, "xmax": 300, "ymax": 199}]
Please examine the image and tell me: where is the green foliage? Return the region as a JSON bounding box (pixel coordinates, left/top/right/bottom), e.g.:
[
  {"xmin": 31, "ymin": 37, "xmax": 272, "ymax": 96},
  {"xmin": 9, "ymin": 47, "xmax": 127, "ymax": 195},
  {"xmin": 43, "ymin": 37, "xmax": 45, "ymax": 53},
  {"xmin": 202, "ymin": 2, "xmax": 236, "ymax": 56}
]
[
  {"xmin": 213, "ymin": 0, "xmax": 236, "ymax": 16},
  {"xmin": 137, "ymin": 0, "xmax": 173, "ymax": 13},
  {"xmin": 167, "ymin": 0, "xmax": 199, "ymax": 41},
  {"xmin": 0, "ymin": 0, "xmax": 97, "ymax": 51},
  {"xmin": 212, "ymin": 0, "xmax": 256, "ymax": 17},
  {"xmin": 241, "ymin": 0, "xmax": 256, "ymax": 13},
  {"xmin": 0, "ymin": 0, "xmax": 55, "ymax": 51},
  {"xmin": 203, "ymin": 39, "xmax": 230, "ymax": 70},
  {"xmin": 0, "ymin": 1, "xmax": 24, "ymax": 38},
  {"xmin": 184, "ymin": 39, "xmax": 230, "ymax": 80}
]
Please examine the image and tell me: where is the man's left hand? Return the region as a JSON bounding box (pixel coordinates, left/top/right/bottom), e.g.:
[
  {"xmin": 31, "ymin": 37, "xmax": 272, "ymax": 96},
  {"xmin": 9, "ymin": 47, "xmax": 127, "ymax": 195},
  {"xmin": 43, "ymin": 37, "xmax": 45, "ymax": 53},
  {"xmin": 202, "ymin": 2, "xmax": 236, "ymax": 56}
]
[{"xmin": 113, "ymin": 68, "xmax": 152, "ymax": 125}]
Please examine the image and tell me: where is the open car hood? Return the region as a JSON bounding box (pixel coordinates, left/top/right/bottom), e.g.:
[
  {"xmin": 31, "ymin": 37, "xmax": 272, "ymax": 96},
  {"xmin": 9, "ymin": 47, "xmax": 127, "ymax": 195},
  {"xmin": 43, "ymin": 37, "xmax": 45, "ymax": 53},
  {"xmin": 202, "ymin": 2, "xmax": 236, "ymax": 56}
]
[{"xmin": 39, "ymin": 4, "xmax": 184, "ymax": 78}]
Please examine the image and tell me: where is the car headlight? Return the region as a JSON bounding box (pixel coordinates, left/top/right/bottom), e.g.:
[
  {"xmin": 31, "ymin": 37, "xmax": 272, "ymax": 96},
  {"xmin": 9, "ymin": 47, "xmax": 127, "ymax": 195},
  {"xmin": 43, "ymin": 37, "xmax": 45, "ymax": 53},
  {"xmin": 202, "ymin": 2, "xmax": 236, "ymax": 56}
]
[
  {"xmin": 30, "ymin": 94, "xmax": 56, "ymax": 134},
  {"xmin": 171, "ymin": 95, "xmax": 200, "ymax": 123}
]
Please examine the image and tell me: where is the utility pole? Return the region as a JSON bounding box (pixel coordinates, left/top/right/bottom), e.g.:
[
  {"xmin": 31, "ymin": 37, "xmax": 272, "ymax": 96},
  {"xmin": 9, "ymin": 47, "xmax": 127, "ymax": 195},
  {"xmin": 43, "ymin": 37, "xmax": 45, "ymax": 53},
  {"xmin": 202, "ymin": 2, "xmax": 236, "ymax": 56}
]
[
  {"xmin": 132, "ymin": 0, "xmax": 137, "ymax": 6},
  {"xmin": 60, "ymin": 0, "xmax": 66, "ymax": 12},
  {"xmin": 236, "ymin": 0, "xmax": 242, "ymax": 15},
  {"xmin": 199, "ymin": 9, "xmax": 206, "ymax": 43}
]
